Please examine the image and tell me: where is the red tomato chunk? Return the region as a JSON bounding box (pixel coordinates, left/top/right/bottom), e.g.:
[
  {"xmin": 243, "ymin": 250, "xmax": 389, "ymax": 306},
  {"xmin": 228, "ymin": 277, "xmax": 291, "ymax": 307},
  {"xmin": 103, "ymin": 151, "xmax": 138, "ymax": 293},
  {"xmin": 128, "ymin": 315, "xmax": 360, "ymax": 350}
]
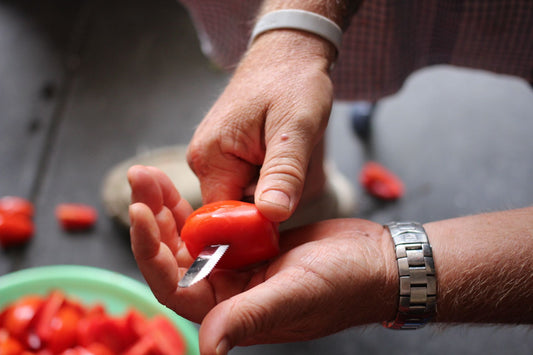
[
  {"xmin": 359, "ymin": 161, "xmax": 405, "ymax": 200},
  {"xmin": 0, "ymin": 291, "xmax": 187, "ymax": 355},
  {"xmin": 0, "ymin": 196, "xmax": 35, "ymax": 248},
  {"xmin": 55, "ymin": 204, "xmax": 98, "ymax": 231}
]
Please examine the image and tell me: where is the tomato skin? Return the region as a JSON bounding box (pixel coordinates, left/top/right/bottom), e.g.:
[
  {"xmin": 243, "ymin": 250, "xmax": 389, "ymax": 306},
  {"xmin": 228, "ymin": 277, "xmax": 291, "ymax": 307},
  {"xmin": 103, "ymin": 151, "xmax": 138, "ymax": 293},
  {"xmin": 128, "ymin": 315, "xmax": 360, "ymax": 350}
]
[
  {"xmin": 359, "ymin": 161, "xmax": 405, "ymax": 200},
  {"xmin": 44, "ymin": 305, "xmax": 83, "ymax": 353},
  {"xmin": 1, "ymin": 291, "xmax": 188, "ymax": 355},
  {"xmin": 1, "ymin": 296, "xmax": 43, "ymax": 343},
  {"xmin": 0, "ymin": 212, "xmax": 34, "ymax": 248},
  {"xmin": 0, "ymin": 329, "xmax": 25, "ymax": 355},
  {"xmin": 77, "ymin": 315, "xmax": 136, "ymax": 353},
  {"xmin": 0, "ymin": 196, "xmax": 34, "ymax": 217},
  {"xmin": 148, "ymin": 315, "xmax": 186, "ymax": 355},
  {"xmin": 55, "ymin": 204, "xmax": 97, "ymax": 231},
  {"xmin": 181, "ymin": 201, "xmax": 280, "ymax": 269}
]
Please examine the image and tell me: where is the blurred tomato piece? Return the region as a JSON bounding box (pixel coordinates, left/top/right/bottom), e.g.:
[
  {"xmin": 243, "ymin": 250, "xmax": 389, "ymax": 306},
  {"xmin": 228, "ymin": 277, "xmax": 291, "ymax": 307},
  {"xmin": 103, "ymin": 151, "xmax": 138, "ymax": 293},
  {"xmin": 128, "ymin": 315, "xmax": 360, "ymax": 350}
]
[
  {"xmin": 0, "ymin": 212, "xmax": 34, "ymax": 248},
  {"xmin": 359, "ymin": 161, "xmax": 405, "ymax": 200},
  {"xmin": 0, "ymin": 290, "xmax": 187, "ymax": 354},
  {"xmin": 0, "ymin": 196, "xmax": 34, "ymax": 217},
  {"xmin": 55, "ymin": 204, "xmax": 97, "ymax": 231}
]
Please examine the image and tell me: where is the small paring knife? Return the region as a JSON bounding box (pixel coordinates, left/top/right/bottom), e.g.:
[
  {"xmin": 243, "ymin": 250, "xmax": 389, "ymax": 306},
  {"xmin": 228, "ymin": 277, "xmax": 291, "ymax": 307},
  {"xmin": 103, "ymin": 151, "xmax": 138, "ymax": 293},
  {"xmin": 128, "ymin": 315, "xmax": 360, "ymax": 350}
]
[{"xmin": 178, "ymin": 244, "xmax": 229, "ymax": 288}]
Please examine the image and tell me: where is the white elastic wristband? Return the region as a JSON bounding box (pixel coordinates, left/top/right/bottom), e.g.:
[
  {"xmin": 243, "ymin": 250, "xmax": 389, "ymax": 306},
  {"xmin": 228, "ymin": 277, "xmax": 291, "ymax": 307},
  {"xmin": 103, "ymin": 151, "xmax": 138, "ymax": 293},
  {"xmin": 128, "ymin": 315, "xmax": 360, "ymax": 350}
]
[{"xmin": 249, "ymin": 9, "xmax": 343, "ymax": 54}]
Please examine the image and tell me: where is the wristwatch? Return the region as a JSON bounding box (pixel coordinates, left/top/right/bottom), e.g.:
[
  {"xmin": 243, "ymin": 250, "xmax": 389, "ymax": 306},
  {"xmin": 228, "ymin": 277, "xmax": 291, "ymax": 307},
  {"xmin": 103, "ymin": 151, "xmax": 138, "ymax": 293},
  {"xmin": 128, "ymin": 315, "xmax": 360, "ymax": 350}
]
[{"xmin": 383, "ymin": 222, "xmax": 437, "ymax": 330}]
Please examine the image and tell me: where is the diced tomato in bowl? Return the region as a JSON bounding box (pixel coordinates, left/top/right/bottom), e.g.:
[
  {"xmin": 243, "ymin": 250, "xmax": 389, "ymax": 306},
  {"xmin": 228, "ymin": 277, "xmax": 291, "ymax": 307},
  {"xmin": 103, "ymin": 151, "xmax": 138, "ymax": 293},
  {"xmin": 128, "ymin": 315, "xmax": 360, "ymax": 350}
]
[{"xmin": 0, "ymin": 266, "xmax": 199, "ymax": 355}]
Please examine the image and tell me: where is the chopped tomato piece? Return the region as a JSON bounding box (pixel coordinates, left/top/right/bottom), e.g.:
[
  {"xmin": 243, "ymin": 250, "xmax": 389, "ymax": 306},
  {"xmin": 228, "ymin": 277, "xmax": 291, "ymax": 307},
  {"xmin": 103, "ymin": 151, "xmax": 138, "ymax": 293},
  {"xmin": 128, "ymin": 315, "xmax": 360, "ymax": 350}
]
[
  {"xmin": 77, "ymin": 315, "xmax": 136, "ymax": 353},
  {"xmin": 148, "ymin": 315, "xmax": 187, "ymax": 355},
  {"xmin": 0, "ymin": 291, "xmax": 187, "ymax": 354},
  {"xmin": 55, "ymin": 204, "xmax": 97, "ymax": 231},
  {"xmin": 123, "ymin": 335, "xmax": 156, "ymax": 355},
  {"xmin": 34, "ymin": 290, "xmax": 65, "ymax": 345},
  {"xmin": 0, "ymin": 330, "xmax": 25, "ymax": 355},
  {"xmin": 0, "ymin": 212, "xmax": 34, "ymax": 248},
  {"xmin": 359, "ymin": 161, "xmax": 405, "ymax": 200},
  {"xmin": 1, "ymin": 296, "xmax": 43, "ymax": 342},
  {"xmin": 45, "ymin": 305, "xmax": 83, "ymax": 353},
  {"xmin": 0, "ymin": 196, "xmax": 34, "ymax": 217},
  {"xmin": 84, "ymin": 343, "xmax": 115, "ymax": 355}
]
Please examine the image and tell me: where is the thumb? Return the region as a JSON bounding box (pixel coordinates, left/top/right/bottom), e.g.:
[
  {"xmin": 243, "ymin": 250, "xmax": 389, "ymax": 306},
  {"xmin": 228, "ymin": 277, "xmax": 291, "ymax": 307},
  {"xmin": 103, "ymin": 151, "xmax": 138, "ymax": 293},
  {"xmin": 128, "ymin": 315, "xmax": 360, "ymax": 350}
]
[
  {"xmin": 255, "ymin": 132, "xmax": 313, "ymax": 222},
  {"xmin": 198, "ymin": 282, "xmax": 288, "ymax": 355}
]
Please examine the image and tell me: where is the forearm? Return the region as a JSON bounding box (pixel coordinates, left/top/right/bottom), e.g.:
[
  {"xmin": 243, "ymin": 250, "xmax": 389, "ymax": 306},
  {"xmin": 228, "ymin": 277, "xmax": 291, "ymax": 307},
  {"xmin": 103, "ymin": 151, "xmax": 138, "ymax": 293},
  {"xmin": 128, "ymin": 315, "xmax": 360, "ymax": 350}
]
[{"xmin": 423, "ymin": 206, "xmax": 533, "ymax": 324}]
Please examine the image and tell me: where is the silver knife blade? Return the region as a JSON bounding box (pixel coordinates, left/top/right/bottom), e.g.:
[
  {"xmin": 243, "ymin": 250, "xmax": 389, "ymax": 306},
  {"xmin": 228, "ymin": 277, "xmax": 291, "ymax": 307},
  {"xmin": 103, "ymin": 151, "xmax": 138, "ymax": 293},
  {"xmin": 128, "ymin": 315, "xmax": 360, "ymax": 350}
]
[{"xmin": 178, "ymin": 244, "xmax": 229, "ymax": 288}]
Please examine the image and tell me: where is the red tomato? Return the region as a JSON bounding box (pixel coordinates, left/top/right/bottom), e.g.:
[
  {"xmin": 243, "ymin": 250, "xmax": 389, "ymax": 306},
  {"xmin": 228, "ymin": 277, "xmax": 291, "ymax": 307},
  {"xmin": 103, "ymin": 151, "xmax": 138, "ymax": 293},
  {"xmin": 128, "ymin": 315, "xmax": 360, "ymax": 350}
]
[
  {"xmin": 44, "ymin": 305, "xmax": 83, "ymax": 353},
  {"xmin": 55, "ymin": 204, "xmax": 97, "ymax": 231},
  {"xmin": 1, "ymin": 291, "xmax": 188, "ymax": 355},
  {"xmin": 148, "ymin": 315, "xmax": 186, "ymax": 355},
  {"xmin": 77, "ymin": 315, "xmax": 136, "ymax": 353},
  {"xmin": 359, "ymin": 161, "xmax": 405, "ymax": 200},
  {"xmin": 1, "ymin": 296, "xmax": 43, "ymax": 342},
  {"xmin": 0, "ymin": 330, "xmax": 24, "ymax": 355},
  {"xmin": 34, "ymin": 290, "xmax": 65, "ymax": 345},
  {"xmin": 84, "ymin": 343, "xmax": 115, "ymax": 355},
  {"xmin": 181, "ymin": 200, "xmax": 280, "ymax": 269},
  {"xmin": 0, "ymin": 212, "xmax": 34, "ymax": 248},
  {"xmin": 123, "ymin": 335, "xmax": 156, "ymax": 355},
  {"xmin": 124, "ymin": 309, "xmax": 148, "ymax": 338},
  {"xmin": 0, "ymin": 196, "xmax": 34, "ymax": 217}
]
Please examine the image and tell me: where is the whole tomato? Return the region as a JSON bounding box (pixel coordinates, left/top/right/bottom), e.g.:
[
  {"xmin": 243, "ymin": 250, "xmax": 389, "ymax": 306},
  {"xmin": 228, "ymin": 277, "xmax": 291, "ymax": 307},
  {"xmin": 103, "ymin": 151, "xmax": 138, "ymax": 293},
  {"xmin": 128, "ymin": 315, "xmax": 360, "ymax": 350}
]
[{"xmin": 180, "ymin": 201, "xmax": 280, "ymax": 269}]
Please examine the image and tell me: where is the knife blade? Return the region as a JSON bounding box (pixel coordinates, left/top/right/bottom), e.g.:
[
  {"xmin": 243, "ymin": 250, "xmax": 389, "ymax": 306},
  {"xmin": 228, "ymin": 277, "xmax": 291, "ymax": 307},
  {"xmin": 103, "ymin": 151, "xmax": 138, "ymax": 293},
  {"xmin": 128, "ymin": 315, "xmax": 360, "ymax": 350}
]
[{"xmin": 178, "ymin": 244, "xmax": 229, "ymax": 288}]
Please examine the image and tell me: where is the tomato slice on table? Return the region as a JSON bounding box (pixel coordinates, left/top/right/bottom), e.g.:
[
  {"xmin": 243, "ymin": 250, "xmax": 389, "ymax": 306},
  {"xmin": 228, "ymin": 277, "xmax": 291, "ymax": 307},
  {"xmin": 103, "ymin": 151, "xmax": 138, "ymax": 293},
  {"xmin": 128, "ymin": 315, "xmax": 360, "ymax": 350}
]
[
  {"xmin": 0, "ymin": 212, "xmax": 34, "ymax": 248},
  {"xmin": 181, "ymin": 200, "xmax": 280, "ymax": 269},
  {"xmin": 55, "ymin": 204, "xmax": 97, "ymax": 231},
  {"xmin": 0, "ymin": 196, "xmax": 34, "ymax": 218},
  {"xmin": 359, "ymin": 161, "xmax": 405, "ymax": 200}
]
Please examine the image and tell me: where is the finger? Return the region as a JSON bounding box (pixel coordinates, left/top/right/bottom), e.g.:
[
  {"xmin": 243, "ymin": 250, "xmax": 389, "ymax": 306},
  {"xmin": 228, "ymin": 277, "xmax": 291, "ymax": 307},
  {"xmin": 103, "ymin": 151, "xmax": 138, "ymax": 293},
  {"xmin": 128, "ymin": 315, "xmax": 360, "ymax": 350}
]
[
  {"xmin": 254, "ymin": 129, "xmax": 314, "ymax": 222},
  {"xmin": 129, "ymin": 202, "xmax": 180, "ymax": 300},
  {"xmin": 187, "ymin": 142, "xmax": 260, "ymax": 204},
  {"xmin": 128, "ymin": 165, "xmax": 191, "ymax": 256},
  {"xmin": 153, "ymin": 206, "xmax": 179, "ymax": 256},
  {"xmin": 128, "ymin": 165, "xmax": 164, "ymax": 213},
  {"xmin": 145, "ymin": 166, "xmax": 193, "ymax": 231},
  {"xmin": 198, "ymin": 271, "xmax": 305, "ymax": 354},
  {"xmin": 129, "ymin": 203, "xmax": 214, "ymax": 323}
]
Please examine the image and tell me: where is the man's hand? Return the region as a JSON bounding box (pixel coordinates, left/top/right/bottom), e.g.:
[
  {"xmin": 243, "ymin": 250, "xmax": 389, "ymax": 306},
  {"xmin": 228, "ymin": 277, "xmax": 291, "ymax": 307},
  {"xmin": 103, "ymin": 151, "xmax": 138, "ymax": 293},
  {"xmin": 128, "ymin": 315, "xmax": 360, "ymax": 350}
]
[
  {"xmin": 187, "ymin": 30, "xmax": 335, "ymax": 223},
  {"xmin": 128, "ymin": 165, "xmax": 397, "ymax": 355}
]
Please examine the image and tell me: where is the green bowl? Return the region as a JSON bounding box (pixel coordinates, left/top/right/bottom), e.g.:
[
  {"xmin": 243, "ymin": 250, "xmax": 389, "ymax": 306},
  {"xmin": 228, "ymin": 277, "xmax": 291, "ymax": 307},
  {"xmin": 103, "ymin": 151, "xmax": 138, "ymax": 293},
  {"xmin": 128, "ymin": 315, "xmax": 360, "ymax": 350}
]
[{"xmin": 0, "ymin": 265, "xmax": 199, "ymax": 355}]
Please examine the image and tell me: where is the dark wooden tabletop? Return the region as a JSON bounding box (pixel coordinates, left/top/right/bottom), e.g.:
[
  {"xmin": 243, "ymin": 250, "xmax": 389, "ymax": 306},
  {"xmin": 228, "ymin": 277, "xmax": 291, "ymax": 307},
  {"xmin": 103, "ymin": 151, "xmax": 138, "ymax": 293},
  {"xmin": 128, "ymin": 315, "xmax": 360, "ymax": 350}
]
[{"xmin": 1, "ymin": 0, "xmax": 532, "ymax": 354}]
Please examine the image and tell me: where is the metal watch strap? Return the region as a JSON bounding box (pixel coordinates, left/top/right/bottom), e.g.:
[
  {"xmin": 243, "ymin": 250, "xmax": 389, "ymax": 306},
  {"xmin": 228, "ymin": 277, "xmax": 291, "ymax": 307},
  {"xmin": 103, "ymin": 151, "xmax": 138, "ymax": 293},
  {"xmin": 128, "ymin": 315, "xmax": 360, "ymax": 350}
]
[{"xmin": 384, "ymin": 222, "xmax": 437, "ymax": 330}]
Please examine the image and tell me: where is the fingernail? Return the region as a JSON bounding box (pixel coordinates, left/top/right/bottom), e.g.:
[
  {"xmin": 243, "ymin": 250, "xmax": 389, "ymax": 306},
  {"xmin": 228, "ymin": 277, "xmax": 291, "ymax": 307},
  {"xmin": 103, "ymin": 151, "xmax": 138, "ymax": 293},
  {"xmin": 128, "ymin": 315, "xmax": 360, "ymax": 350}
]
[
  {"xmin": 216, "ymin": 337, "xmax": 231, "ymax": 355},
  {"xmin": 259, "ymin": 190, "xmax": 290, "ymax": 210}
]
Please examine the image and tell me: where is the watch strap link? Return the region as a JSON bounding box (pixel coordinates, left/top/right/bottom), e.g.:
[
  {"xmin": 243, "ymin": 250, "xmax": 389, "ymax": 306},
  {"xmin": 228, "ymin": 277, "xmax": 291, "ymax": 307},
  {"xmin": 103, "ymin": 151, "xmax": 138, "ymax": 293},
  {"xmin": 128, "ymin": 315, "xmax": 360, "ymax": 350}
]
[{"xmin": 384, "ymin": 222, "xmax": 437, "ymax": 330}]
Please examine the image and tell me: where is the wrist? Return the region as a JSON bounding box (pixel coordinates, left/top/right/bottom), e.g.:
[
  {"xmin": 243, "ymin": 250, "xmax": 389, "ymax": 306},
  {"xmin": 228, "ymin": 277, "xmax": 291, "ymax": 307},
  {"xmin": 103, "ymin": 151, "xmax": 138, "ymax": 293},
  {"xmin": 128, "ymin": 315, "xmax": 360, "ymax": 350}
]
[
  {"xmin": 383, "ymin": 222, "xmax": 437, "ymax": 329},
  {"xmin": 246, "ymin": 29, "xmax": 335, "ymax": 73},
  {"xmin": 379, "ymin": 225, "xmax": 403, "ymax": 324}
]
